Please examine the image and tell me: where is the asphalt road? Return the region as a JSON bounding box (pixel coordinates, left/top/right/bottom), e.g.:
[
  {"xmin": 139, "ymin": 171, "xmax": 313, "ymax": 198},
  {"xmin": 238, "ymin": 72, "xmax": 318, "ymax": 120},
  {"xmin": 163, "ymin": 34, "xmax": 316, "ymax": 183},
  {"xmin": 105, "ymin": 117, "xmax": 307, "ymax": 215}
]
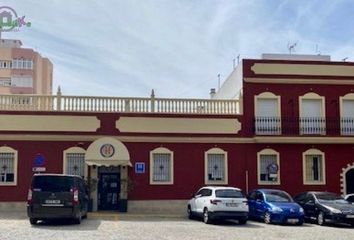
[{"xmin": 0, "ymin": 212, "xmax": 353, "ymax": 240}]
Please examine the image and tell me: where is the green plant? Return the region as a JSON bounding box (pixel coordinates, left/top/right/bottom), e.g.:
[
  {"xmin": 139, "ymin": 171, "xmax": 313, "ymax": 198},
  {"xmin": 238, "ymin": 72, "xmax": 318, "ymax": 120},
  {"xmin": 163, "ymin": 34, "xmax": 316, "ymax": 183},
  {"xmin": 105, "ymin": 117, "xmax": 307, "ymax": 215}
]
[{"xmin": 86, "ymin": 178, "xmax": 98, "ymax": 193}]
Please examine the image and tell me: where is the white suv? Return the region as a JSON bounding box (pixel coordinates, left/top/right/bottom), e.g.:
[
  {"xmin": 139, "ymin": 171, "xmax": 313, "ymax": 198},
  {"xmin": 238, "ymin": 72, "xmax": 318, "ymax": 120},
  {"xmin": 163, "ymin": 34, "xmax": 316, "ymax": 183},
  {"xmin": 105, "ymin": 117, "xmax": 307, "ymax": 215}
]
[{"xmin": 188, "ymin": 186, "xmax": 249, "ymax": 224}]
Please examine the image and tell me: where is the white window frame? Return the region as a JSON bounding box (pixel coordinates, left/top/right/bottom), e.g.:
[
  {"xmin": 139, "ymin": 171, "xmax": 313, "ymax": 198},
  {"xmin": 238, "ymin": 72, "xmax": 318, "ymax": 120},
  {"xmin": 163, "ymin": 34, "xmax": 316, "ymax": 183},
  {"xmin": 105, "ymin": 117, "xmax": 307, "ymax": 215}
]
[
  {"xmin": 340, "ymin": 93, "xmax": 354, "ymax": 135},
  {"xmin": 299, "ymin": 92, "xmax": 326, "ymax": 135},
  {"xmin": 302, "ymin": 148, "xmax": 326, "ymax": 185},
  {"xmin": 257, "ymin": 148, "xmax": 280, "ymax": 185},
  {"xmin": 204, "ymin": 148, "xmax": 228, "ymax": 185},
  {"xmin": 254, "ymin": 92, "xmax": 281, "ymax": 135},
  {"xmin": 149, "ymin": 147, "xmax": 174, "ymax": 185},
  {"xmin": 0, "ymin": 146, "xmax": 18, "ymax": 186},
  {"xmin": 63, "ymin": 147, "xmax": 87, "ymax": 178}
]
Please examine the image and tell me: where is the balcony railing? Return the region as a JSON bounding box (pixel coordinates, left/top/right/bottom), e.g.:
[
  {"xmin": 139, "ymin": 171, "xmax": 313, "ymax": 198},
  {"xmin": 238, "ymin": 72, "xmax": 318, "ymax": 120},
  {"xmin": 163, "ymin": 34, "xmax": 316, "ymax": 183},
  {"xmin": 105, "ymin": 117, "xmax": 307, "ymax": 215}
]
[
  {"xmin": 255, "ymin": 116, "xmax": 354, "ymax": 136},
  {"xmin": 255, "ymin": 116, "xmax": 281, "ymax": 135},
  {"xmin": 0, "ymin": 91, "xmax": 241, "ymax": 115},
  {"xmin": 299, "ymin": 117, "xmax": 326, "ymax": 135},
  {"xmin": 341, "ymin": 117, "xmax": 354, "ymax": 135}
]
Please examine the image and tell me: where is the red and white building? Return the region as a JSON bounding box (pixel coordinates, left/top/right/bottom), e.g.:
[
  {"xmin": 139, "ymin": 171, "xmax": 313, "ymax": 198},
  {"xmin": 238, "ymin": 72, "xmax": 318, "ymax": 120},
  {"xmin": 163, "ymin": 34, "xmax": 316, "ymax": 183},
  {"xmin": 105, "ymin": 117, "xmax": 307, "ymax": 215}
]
[{"xmin": 0, "ymin": 53, "xmax": 354, "ymax": 213}]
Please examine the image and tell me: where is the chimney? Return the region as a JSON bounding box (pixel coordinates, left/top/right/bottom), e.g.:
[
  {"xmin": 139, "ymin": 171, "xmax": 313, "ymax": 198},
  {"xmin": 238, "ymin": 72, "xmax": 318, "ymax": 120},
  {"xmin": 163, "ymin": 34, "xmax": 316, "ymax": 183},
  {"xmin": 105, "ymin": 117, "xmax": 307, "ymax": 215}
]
[{"xmin": 210, "ymin": 88, "xmax": 216, "ymax": 99}]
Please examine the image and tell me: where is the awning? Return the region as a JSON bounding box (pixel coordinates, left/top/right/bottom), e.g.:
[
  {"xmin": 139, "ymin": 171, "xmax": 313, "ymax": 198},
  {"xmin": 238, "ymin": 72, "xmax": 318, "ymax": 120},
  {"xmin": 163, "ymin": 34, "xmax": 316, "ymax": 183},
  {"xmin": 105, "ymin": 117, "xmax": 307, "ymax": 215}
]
[
  {"xmin": 85, "ymin": 137, "xmax": 132, "ymax": 167},
  {"xmin": 86, "ymin": 159, "xmax": 132, "ymax": 167}
]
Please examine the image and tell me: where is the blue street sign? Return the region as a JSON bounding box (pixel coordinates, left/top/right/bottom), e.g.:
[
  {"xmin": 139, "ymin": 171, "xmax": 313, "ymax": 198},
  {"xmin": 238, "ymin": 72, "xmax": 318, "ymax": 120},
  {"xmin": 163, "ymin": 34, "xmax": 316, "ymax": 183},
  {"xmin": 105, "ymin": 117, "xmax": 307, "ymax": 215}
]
[
  {"xmin": 135, "ymin": 162, "xmax": 145, "ymax": 174},
  {"xmin": 34, "ymin": 154, "xmax": 45, "ymax": 167}
]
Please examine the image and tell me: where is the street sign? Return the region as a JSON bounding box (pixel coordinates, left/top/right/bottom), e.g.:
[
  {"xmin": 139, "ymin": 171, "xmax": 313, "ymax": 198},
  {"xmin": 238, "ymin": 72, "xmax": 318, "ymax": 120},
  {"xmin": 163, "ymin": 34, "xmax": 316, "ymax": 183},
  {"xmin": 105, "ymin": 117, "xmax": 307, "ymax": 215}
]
[
  {"xmin": 135, "ymin": 162, "xmax": 145, "ymax": 174},
  {"xmin": 34, "ymin": 154, "xmax": 45, "ymax": 167},
  {"xmin": 32, "ymin": 167, "xmax": 46, "ymax": 172},
  {"xmin": 33, "ymin": 154, "xmax": 46, "ymax": 172}
]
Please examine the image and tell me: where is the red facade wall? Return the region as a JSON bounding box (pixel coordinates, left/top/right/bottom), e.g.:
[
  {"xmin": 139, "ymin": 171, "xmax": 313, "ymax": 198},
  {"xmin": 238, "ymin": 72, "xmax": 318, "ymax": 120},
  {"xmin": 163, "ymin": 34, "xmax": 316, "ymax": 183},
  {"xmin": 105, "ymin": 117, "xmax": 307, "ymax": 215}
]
[{"xmin": 1, "ymin": 138, "xmax": 352, "ymax": 201}]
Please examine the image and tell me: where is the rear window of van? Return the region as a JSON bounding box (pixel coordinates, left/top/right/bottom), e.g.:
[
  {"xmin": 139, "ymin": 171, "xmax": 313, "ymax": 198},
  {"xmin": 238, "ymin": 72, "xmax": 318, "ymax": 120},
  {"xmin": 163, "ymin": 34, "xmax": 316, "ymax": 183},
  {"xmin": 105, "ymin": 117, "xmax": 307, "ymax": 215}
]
[{"xmin": 32, "ymin": 176, "xmax": 75, "ymax": 192}]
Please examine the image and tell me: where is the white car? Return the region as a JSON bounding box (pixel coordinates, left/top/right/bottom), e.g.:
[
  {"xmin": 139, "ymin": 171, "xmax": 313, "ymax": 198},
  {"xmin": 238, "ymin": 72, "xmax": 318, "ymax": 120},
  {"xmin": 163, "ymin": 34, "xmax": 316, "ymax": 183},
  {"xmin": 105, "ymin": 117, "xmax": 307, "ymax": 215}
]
[
  {"xmin": 187, "ymin": 186, "xmax": 249, "ymax": 224},
  {"xmin": 345, "ymin": 193, "xmax": 354, "ymax": 204}
]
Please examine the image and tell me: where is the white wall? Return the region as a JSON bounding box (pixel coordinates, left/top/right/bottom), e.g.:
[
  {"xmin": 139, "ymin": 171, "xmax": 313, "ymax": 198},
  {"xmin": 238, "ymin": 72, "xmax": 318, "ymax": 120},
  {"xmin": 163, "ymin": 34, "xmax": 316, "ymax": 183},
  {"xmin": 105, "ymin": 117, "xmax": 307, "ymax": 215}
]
[{"xmin": 212, "ymin": 62, "xmax": 243, "ymax": 100}]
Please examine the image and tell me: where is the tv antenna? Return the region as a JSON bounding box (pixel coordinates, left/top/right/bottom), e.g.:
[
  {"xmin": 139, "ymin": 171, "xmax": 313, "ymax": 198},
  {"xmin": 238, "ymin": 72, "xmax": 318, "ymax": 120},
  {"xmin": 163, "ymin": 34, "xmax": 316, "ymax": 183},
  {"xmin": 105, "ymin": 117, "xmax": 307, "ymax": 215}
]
[
  {"xmin": 315, "ymin": 44, "xmax": 321, "ymax": 55},
  {"xmin": 217, "ymin": 74, "xmax": 221, "ymax": 90},
  {"xmin": 233, "ymin": 54, "xmax": 240, "ymax": 69},
  {"xmin": 342, "ymin": 57, "xmax": 348, "ymax": 62},
  {"xmin": 288, "ymin": 42, "xmax": 297, "ymax": 54}
]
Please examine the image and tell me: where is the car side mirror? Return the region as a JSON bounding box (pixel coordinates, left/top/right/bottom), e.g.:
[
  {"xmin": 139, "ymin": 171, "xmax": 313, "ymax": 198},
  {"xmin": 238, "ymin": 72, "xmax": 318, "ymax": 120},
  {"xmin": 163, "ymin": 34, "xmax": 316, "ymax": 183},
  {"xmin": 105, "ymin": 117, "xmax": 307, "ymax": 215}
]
[{"xmin": 306, "ymin": 199, "xmax": 314, "ymax": 204}]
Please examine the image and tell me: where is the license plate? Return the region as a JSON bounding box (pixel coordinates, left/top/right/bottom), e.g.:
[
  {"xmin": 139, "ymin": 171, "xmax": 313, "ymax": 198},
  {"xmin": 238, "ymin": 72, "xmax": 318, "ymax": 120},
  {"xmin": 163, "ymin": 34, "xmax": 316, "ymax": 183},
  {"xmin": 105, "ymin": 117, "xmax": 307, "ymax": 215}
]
[
  {"xmin": 287, "ymin": 219, "xmax": 299, "ymax": 223},
  {"xmin": 45, "ymin": 199, "xmax": 61, "ymax": 204},
  {"xmin": 226, "ymin": 203, "xmax": 239, "ymax": 207},
  {"xmin": 346, "ymin": 215, "xmax": 354, "ymax": 218}
]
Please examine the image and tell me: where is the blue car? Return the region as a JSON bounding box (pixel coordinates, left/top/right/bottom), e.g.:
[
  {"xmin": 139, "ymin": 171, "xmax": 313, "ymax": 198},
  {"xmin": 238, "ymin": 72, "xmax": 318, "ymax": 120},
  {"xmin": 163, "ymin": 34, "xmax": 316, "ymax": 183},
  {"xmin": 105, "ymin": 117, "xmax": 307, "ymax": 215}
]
[{"xmin": 247, "ymin": 189, "xmax": 305, "ymax": 225}]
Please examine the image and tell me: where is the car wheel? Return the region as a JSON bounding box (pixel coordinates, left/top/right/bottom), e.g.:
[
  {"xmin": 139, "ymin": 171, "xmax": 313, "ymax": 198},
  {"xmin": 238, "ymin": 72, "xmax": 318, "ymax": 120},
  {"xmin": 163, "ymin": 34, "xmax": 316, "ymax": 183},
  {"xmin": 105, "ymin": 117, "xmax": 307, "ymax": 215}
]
[
  {"xmin": 264, "ymin": 212, "xmax": 272, "ymax": 224},
  {"xmin": 187, "ymin": 205, "xmax": 194, "ymax": 220},
  {"xmin": 238, "ymin": 218, "xmax": 247, "ymax": 225},
  {"xmin": 29, "ymin": 218, "xmax": 37, "ymax": 225},
  {"xmin": 74, "ymin": 213, "xmax": 82, "ymax": 224},
  {"xmin": 296, "ymin": 219, "xmax": 304, "ymax": 226},
  {"xmin": 317, "ymin": 211, "xmax": 325, "ymax": 226},
  {"xmin": 203, "ymin": 208, "xmax": 212, "ymax": 224}
]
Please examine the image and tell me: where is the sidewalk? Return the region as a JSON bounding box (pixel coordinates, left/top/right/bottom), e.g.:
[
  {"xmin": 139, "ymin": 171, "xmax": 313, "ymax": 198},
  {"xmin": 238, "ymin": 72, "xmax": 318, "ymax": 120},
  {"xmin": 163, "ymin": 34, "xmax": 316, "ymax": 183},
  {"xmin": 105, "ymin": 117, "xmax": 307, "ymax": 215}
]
[{"xmin": 0, "ymin": 210, "xmax": 186, "ymax": 221}]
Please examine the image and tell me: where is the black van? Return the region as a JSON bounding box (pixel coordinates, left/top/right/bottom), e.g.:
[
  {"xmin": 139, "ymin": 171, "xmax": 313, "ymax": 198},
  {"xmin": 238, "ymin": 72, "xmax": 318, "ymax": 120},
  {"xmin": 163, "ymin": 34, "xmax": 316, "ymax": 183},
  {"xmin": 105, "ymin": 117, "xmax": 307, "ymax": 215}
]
[{"xmin": 27, "ymin": 174, "xmax": 89, "ymax": 225}]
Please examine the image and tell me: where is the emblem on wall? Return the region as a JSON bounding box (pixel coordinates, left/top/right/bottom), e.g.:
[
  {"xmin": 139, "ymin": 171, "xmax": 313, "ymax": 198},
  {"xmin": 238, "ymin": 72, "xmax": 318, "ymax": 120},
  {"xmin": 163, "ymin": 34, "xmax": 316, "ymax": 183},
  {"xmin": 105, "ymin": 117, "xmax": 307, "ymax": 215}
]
[{"xmin": 100, "ymin": 144, "xmax": 115, "ymax": 158}]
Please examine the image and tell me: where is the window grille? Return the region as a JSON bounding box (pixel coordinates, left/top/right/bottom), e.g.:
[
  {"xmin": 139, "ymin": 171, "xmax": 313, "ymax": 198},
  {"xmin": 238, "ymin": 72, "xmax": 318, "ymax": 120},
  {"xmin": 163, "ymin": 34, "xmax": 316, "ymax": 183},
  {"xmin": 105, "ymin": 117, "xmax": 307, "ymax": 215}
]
[
  {"xmin": 66, "ymin": 153, "xmax": 85, "ymax": 178},
  {"xmin": 259, "ymin": 154, "xmax": 278, "ymax": 182},
  {"xmin": 305, "ymin": 155, "xmax": 323, "ymax": 182},
  {"xmin": 207, "ymin": 154, "xmax": 225, "ymax": 181},
  {"xmin": 0, "ymin": 153, "xmax": 15, "ymax": 183},
  {"xmin": 152, "ymin": 153, "xmax": 171, "ymax": 182}
]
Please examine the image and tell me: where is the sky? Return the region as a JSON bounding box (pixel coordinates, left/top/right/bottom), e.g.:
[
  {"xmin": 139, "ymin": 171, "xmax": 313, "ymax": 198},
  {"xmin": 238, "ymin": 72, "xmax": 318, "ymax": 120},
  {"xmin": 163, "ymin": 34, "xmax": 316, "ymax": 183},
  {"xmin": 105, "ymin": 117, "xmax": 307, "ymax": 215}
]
[{"xmin": 1, "ymin": 0, "xmax": 354, "ymax": 98}]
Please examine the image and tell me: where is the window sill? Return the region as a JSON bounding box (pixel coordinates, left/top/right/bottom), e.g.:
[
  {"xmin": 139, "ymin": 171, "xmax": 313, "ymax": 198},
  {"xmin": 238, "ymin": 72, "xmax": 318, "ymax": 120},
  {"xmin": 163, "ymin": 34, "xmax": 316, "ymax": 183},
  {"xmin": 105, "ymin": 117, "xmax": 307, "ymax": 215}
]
[
  {"xmin": 303, "ymin": 182, "xmax": 326, "ymax": 185},
  {"xmin": 0, "ymin": 182, "xmax": 17, "ymax": 186},
  {"xmin": 149, "ymin": 181, "xmax": 174, "ymax": 185}
]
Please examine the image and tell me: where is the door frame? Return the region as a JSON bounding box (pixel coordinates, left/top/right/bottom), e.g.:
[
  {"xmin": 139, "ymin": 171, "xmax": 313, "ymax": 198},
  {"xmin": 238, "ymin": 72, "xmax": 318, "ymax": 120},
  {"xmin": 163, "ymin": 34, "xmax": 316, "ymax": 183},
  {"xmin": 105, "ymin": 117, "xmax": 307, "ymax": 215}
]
[
  {"xmin": 340, "ymin": 163, "xmax": 354, "ymax": 195},
  {"xmin": 97, "ymin": 166, "xmax": 121, "ymax": 210}
]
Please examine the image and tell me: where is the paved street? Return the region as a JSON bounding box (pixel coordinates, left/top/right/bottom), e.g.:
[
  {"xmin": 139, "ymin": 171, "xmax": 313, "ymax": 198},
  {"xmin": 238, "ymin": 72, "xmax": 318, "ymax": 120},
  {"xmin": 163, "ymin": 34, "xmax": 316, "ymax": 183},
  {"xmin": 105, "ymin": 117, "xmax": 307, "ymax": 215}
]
[{"xmin": 0, "ymin": 212, "xmax": 354, "ymax": 240}]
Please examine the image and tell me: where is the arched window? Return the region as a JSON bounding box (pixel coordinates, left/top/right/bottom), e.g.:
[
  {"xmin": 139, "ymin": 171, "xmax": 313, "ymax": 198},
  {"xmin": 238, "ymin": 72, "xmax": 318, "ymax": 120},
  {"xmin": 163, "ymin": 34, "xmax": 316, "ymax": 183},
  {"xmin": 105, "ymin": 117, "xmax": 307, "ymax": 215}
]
[
  {"xmin": 204, "ymin": 148, "xmax": 228, "ymax": 185},
  {"xmin": 150, "ymin": 147, "xmax": 174, "ymax": 185},
  {"xmin": 63, "ymin": 147, "xmax": 86, "ymax": 178},
  {"xmin": 254, "ymin": 92, "xmax": 281, "ymax": 135},
  {"xmin": 0, "ymin": 146, "xmax": 18, "ymax": 186},
  {"xmin": 257, "ymin": 148, "xmax": 280, "ymax": 185},
  {"xmin": 303, "ymin": 148, "xmax": 326, "ymax": 185},
  {"xmin": 340, "ymin": 93, "xmax": 354, "ymax": 135},
  {"xmin": 299, "ymin": 92, "xmax": 326, "ymax": 135}
]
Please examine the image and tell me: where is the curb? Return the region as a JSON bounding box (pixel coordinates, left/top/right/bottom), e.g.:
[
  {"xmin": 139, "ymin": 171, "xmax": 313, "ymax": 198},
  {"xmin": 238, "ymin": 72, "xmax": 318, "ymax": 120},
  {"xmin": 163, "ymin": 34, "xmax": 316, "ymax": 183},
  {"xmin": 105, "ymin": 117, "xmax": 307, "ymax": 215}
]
[{"xmin": 87, "ymin": 212, "xmax": 186, "ymax": 221}]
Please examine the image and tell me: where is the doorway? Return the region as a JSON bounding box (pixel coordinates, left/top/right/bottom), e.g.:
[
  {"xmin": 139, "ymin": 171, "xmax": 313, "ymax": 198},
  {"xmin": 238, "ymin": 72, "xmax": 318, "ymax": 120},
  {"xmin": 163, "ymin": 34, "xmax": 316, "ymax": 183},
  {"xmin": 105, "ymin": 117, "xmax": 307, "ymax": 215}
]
[
  {"xmin": 98, "ymin": 166, "xmax": 120, "ymax": 210},
  {"xmin": 346, "ymin": 168, "xmax": 354, "ymax": 194}
]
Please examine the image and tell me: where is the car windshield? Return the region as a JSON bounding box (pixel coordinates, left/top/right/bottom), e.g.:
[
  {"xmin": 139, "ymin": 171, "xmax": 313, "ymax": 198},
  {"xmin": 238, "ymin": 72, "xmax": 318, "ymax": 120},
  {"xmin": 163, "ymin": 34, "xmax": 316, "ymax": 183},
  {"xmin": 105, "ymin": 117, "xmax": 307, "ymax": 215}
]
[
  {"xmin": 215, "ymin": 189, "xmax": 244, "ymax": 198},
  {"xmin": 265, "ymin": 191, "xmax": 292, "ymax": 203},
  {"xmin": 32, "ymin": 176, "xmax": 75, "ymax": 192},
  {"xmin": 315, "ymin": 193, "xmax": 348, "ymax": 204}
]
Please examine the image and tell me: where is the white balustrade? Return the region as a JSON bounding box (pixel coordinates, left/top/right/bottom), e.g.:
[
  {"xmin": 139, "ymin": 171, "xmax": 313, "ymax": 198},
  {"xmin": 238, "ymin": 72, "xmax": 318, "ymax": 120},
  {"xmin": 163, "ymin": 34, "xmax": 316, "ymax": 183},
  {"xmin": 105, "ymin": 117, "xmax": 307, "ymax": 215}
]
[{"xmin": 0, "ymin": 93, "xmax": 240, "ymax": 115}]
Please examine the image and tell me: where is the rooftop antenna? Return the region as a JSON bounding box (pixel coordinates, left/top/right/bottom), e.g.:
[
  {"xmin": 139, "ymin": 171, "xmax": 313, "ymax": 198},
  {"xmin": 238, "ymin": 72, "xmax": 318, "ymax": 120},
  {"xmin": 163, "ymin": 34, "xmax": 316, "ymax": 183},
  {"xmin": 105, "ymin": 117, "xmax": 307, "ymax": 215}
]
[
  {"xmin": 342, "ymin": 57, "xmax": 348, "ymax": 62},
  {"xmin": 217, "ymin": 74, "xmax": 221, "ymax": 90},
  {"xmin": 233, "ymin": 54, "xmax": 240, "ymax": 70},
  {"xmin": 287, "ymin": 42, "xmax": 297, "ymax": 54},
  {"xmin": 315, "ymin": 44, "xmax": 321, "ymax": 55},
  {"xmin": 233, "ymin": 59, "xmax": 236, "ymax": 70}
]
